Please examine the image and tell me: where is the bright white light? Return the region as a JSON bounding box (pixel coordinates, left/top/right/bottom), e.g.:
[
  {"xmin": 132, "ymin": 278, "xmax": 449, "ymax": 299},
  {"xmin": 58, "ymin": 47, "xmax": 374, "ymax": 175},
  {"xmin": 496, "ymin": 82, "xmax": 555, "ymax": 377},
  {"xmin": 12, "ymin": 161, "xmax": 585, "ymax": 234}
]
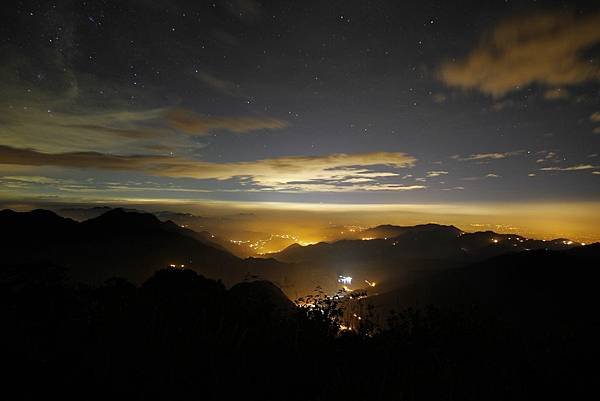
[{"xmin": 338, "ymin": 275, "xmax": 352, "ymax": 285}]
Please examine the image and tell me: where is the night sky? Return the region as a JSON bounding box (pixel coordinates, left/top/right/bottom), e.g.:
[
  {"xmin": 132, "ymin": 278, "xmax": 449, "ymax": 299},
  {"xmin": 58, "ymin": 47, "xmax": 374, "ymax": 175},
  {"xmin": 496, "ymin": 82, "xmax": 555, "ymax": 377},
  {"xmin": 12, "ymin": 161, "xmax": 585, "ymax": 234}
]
[{"xmin": 1, "ymin": 0, "xmax": 600, "ymax": 239}]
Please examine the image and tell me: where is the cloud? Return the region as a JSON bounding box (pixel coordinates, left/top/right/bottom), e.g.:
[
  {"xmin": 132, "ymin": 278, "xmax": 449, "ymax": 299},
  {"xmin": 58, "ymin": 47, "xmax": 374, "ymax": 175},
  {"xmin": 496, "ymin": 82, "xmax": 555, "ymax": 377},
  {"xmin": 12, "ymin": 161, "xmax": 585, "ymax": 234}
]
[
  {"xmin": 591, "ymin": 112, "xmax": 600, "ymax": 122},
  {"xmin": 543, "ymin": 88, "xmax": 569, "ymax": 100},
  {"xmin": 166, "ymin": 109, "xmax": 287, "ymax": 135},
  {"xmin": 540, "ymin": 164, "xmax": 598, "ymax": 171},
  {"xmin": 431, "ymin": 93, "xmax": 447, "ymax": 103},
  {"xmin": 257, "ymin": 183, "xmax": 426, "ymax": 193},
  {"xmin": 0, "ymin": 102, "xmax": 286, "ymax": 156},
  {"xmin": 439, "ymin": 12, "xmax": 600, "ymax": 97},
  {"xmin": 196, "ymin": 71, "xmax": 243, "ymax": 97},
  {"xmin": 2, "ymin": 175, "xmax": 69, "ymax": 185},
  {"xmin": 440, "ymin": 186, "xmax": 464, "ymax": 191},
  {"xmin": 535, "ymin": 151, "xmax": 558, "ymax": 163},
  {"xmin": 462, "ymin": 173, "xmax": 501, "ymax": 181},
  {"xmin": 0, "ymin": 145, "xmax": 418, "ymax": 192},
  {"xmin": 452, "ymin": 150, "xmax": 523, "ymax": 161},
  {"xmin": 426, "ymin": 170, "xmax": 449, "ymax": 177},
  {"xmin": 0, "ymin": 105, "xmax": 169, "ymax": 153}
]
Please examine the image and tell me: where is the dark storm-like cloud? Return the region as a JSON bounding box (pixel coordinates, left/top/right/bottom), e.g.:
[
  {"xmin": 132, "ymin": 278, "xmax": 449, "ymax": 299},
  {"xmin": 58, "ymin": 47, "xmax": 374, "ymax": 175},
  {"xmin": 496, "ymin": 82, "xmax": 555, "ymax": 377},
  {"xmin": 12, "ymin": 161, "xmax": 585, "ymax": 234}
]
[{"xmin": 439, "ymin": 12, "xmax": 600, "ymax": 97}]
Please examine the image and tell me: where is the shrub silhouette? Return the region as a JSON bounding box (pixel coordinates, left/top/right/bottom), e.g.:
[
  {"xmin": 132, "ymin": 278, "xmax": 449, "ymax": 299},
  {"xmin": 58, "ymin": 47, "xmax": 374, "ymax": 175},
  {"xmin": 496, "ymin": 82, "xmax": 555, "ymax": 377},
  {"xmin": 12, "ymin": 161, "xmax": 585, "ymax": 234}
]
[{"xmin": 2, "ymin": 262, "xmax": 598, "ymax": 401}]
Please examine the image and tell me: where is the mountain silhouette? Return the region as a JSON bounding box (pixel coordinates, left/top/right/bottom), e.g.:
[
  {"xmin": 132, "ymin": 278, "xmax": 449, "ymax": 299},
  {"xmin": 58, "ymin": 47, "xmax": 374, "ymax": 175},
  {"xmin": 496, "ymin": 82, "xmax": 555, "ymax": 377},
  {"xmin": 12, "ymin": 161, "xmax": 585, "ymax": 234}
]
[
  {"xmin": 0, "ymin": 208, "xmax": 285, "ymax": 286},
  {"xmin": 347, "ymin": 244, "xmax": 600, "ymax": 326}
]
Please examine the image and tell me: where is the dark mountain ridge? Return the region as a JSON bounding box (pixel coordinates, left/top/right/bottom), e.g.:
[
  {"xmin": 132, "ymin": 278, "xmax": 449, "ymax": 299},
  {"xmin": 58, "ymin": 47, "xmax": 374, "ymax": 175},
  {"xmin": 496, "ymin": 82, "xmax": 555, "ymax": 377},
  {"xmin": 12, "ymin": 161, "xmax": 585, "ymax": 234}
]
[
  {"xmin": 0, "ymin": 208, "xmax": 286, "ymax": 287},
  {"xmin": 272, "ymin": 223, "xmax": 581, "ymax": 264},
  {"xmin": 349, "ymin": 245, "xmax": 600, "ymax": 330}
]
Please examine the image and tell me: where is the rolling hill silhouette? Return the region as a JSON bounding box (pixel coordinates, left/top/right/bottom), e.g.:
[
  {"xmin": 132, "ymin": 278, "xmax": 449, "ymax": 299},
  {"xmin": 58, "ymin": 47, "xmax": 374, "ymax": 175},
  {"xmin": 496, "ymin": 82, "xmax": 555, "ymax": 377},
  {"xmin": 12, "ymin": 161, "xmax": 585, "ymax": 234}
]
[{"xmin": 347, "ymin": 244, "xmax": 600, "ymax": 332}]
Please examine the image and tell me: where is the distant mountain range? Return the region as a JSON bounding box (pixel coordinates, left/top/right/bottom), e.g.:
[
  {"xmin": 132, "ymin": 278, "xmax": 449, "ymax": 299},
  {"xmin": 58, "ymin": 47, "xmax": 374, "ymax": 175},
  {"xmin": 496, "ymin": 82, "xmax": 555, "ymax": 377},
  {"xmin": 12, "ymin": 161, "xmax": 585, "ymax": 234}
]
[
  {"xmin": 267, "ymin": 222, "xmax": 584, "ymax": 296},
  {"xmin": 273, "ymin": 222, "xmax": 580, "ymax": 264},
  {"xmin": 1, "ymin": 207, "xmax": 596, "ymax": 302}
]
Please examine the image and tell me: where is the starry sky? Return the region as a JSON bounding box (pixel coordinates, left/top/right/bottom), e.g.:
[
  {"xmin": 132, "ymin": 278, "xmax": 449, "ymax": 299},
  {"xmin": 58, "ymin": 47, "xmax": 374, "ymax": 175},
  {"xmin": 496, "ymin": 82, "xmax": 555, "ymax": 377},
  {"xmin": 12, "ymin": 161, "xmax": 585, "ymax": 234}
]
[{"xmin": 1, "ymin": 0, "xmax": 600, "ymax": 239}]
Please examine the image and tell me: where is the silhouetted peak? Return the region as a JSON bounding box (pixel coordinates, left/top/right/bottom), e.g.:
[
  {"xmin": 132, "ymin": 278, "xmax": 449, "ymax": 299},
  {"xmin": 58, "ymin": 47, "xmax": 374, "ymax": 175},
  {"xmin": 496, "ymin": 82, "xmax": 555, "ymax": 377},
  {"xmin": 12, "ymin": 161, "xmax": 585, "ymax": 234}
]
[
  {"xmin": 282, "ymin": 243, "xmax": 303, "ymax": 251},
  {"xmin": 0, "ymin": 208, "xmax": 75, "ymax": 230},
  {"xmin": 1, "ymin": 208, "xmax": 62, "ymax": 221},
  {"xmin": 0, "ymin": 208, "xmax": 18, "ymax": 220},
  {"xmin": 162, "ymin": 219, "xmax": 182, "ymax": 230},
  {"xmin": 141, "ymin": 268, "xmax": 225, "ymax": 297},
  {"xmin": 362, "ymin": 223, "xmax": 462, "ymax": 240},
  {"xmin": 82, "ymin": 208, "xmax": 162, "ymax": 232},
  {"xmin": 229, "ymin": 280, "xmax": 294, "ymax": 311}
]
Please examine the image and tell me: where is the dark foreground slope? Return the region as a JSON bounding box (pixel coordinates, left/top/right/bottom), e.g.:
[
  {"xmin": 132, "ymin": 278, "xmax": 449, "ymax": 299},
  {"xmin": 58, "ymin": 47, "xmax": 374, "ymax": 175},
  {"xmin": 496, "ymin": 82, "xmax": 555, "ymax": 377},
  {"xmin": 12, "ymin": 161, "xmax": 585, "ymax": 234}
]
[
  {"xmin": 354, "ymin": 244, "xmax": 600, "ymax": 323},
  {"xmin": 2, "ymin": 245, "xmax": 600, "ymax": 401}
]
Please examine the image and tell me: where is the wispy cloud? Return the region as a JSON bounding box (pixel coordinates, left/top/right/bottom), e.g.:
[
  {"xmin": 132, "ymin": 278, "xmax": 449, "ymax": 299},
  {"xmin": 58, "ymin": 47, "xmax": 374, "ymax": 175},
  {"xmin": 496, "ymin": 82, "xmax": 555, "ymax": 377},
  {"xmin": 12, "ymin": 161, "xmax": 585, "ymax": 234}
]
[
  {"xmin": 195, "ymin": 71, "xmax": 243, "ymax": 97},
  {"xmin": 166, "ymin": 109, "xmax": 287, "ymax": 135},
  {"xmin": 0, "ymin": 101, "xmax": 287, "ymax": 157},
  {"xmin": 439, "ymin": 12, "xmax": 600, "ymax": 96},
  {"xmin": 452, "ymin": 151, "xmax": 523, "ymax": 161},
  {"xmin": 0, "ymin": 145, "xmax": 418, "ymax": 192},
  {"xmin": 462, "ymin": 173, "xmax": 501, "ymax": 181},
  {"xmin": 440, "ymin": 186, "xmax": 465, "ymax": 191},
  {"xmin": 543, "ymin": 88, "xmax": 569, "ymax": 100},
  {"xmin": 540, "ymin": 164, "xmax": 598, "ymax": 171},
  {"xmin": 426, "ymin": 170, "xmax": 449, "ymax": 177}
]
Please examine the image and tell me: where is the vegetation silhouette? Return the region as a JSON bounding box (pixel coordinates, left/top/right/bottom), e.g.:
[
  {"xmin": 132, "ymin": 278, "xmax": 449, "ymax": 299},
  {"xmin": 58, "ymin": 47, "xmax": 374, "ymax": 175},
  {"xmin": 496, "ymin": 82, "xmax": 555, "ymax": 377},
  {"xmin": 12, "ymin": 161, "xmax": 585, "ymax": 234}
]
[{"xmin": 3, "ymin": 251, "xmax": 599, "ymax": 400}]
